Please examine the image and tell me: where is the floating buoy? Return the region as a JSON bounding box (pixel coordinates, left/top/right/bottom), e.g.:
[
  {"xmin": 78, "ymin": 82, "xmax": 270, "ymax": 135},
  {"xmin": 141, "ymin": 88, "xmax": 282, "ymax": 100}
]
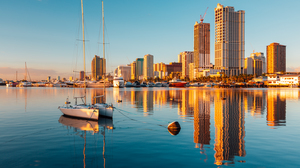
[
  {"xmin": 221, "ymin": 97, "xmax": 226, "ymax": 100},
  {"xmin": 117, "ymin": 100, "xmax": 122, "ymax": 103},
  {"xmin": 167, "ymin": 121, "xmax": 181, "ymax": 136}
]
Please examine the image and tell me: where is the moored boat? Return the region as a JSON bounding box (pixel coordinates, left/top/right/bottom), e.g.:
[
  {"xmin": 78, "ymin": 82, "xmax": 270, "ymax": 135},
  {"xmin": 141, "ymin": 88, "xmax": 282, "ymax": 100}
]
[{"xmin": 169, "ymin": 78, "xmax": 187, "ymax": 87}]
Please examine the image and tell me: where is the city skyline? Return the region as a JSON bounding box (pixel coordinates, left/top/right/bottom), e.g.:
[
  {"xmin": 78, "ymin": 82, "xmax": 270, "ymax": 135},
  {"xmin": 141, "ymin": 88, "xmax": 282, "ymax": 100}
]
[{"xmin": 1, "ymin": 0, "xmax": 299, "ymax": 80}]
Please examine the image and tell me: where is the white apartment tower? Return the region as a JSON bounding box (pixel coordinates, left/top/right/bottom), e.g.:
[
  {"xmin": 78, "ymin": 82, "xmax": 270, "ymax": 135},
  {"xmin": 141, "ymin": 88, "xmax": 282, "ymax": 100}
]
[
  {"xmin": 143, "ymin": 54, "xmax": 154, "ymax": 80},
  {"xmin": 214, "ymin": 3, "xmax": 245, "ymax": 76}
]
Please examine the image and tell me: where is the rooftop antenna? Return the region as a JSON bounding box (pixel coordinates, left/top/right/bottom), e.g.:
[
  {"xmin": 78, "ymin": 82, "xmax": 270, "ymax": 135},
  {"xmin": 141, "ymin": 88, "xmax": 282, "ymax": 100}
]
[{"xmin": 200, "ymin": 7, "xmax": 208, "ymax": 23}]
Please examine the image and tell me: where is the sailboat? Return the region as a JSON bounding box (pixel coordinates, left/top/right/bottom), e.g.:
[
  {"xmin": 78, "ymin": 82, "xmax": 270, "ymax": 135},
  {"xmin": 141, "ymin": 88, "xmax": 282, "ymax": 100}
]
[
  {"xmin": 19, "ymin": 62, "xmax": 32, "ymax": 87},
  {"xmin": 58, "ymin": 0, "xmax": 113, "ymax": 120}
]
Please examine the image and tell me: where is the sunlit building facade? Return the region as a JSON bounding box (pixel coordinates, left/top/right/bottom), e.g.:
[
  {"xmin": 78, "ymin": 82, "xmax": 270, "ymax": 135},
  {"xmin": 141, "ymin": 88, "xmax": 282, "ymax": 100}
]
[
  {"xmin": 131, "ymin": 61, "xmax": 136, "ymax": 80},
  {"xmin": 117, "ymin": 65, "xmax": 131, "ymax": 81},
  {"xmin": 267, "ymin": 43, "xmax": 286, "ymax": 73},
  {"xmin": 143, "ymin": 54, "xmax": 154, "ymax": 80},
  {"xmin": 194, "ymin": 21, "xmax": 210, "ymax": 70},
  {"xmin": 91, "ymin": 55, "xmax": 106, "ymax": 80},
  {"xmin": 179, "ymin": 51, "xmax": 194, "ymax": 79},
  {"xmin": 214, "ymin": 3, "xmax": 245, "ymax": 76}
]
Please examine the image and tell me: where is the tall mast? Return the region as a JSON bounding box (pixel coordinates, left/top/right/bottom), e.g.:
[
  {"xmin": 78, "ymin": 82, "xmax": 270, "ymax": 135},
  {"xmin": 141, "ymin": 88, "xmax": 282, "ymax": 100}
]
[
  {"xmin": 25, "ymin": 62, "xmax": 27, "ymax": 81},
  {"xmin": 81, "ymin": 0, "xmax": 86, "ymax": 105},
  {"xmin": 102, "ymin": 1, "xmax": 105, "ymax": 60},
  {"xmin": 102, "ymin": 1, "xmax": 106, "ymax": 92}
]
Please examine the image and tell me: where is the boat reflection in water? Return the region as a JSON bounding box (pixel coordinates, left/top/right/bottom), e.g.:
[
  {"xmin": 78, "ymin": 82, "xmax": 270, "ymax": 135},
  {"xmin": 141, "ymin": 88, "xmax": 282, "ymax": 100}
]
[{"xmin": 58, "ymin": 115, "xmax": 113, "ymax": 167}]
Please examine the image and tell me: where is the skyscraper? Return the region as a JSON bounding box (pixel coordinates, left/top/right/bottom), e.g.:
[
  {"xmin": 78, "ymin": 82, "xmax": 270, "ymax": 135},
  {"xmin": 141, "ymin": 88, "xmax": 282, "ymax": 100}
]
[
  {"xmin": 91, "ymin": 55, "xmax": 106, "ymax": 80},
  {"xmin": 194, "ymin": 19, "xmax": 210, "ymax": 70},
  {"xmin": 214, "ymin": 3, "xmax": 245, "ymax": 76},
  {"xmin": 267, "ymin": 43, "xmax": 286, "ymax": 73},
  {"xmin": 143, "ymin": 54, "xmax": 154, "ymax": 80}
]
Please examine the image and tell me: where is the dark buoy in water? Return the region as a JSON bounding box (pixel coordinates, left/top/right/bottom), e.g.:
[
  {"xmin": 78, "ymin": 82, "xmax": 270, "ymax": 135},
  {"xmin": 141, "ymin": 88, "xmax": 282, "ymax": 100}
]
[
  {"xmin": 221, "ymin": 97, "xmax": 226, "ymax": 100},
  {"xmin": 168, "ymin": 121, "xmax": 181, "ymax": 136},
  {"xmin": 117, "ymin": 100, "xmax": 122, "ymax": 103}
]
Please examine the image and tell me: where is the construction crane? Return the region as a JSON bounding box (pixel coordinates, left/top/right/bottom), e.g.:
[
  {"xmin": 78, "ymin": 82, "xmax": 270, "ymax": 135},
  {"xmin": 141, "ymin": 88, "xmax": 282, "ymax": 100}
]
[{"xmin": 200, "ymin": 7, "xmax": 208, "ymax": 23}]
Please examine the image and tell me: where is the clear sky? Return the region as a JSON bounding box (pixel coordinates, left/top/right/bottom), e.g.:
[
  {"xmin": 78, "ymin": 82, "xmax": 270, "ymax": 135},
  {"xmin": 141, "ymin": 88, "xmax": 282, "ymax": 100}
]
[{"xmin": 1, "ymin": 0, "xmax": 299, "ymax": 80}]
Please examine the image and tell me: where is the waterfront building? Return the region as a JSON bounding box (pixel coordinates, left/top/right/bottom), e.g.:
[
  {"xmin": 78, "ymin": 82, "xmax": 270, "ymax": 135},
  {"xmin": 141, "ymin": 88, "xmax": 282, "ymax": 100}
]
[
  {"xmin": 189, "ymin": 63, "xmax": 195, "ymax": 80},
  {"xmin": 267, "ymin": 43, "xmax": 286, "ymax": 73},
  {"xmin": 179, "ymin": 51, "xmax": 194, "ymax": 79},
  {"xmin": 194, "ymin": 19, "xmax": 210, "ymax": 70},
  {"xmin": 47, "ymin": 76, "xmax": 51, "ymax": 82},
  {"xmin": 79, "ymin": 71, "xmax": 84, "ymax": 80},
  {"xmin": 250, "ymin": 52, "xmax": 266, "ymax": 74},
  {"xmin": 131, "ymin": 61, "xmax": 136, "ymax": 80},
  {"xmin": 178, "ymin": 54, "xmax": 182, "ymax": 63},
  {"xmin": 214, "ymin": 3, "xmax": 245, "ymax": 76},
  {"xmin": 91, "ymin": 55, "xmax": 106, "ymax": 80},
  {"xmin": 117, "ymin": 65, "xmax": 131, "ymax": 81},
  {"xmin": 57, "ymin": 76, "xmax": 60, "ymax": 81},
  {"xmin": 245, "ymin": 56, "xmax": 263, "ymax": 76},
  {"xmin": 136, "ymin": 58, "xmax": 144, "ymax": 80},
  {"xmin": 143, "ymin": 54, "xmax": 154, "ymax": 80}
]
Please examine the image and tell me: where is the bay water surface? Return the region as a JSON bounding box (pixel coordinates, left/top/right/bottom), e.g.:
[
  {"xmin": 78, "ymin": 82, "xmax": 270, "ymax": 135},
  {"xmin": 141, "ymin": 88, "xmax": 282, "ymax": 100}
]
[{"xmin": 0, "ymin": 87, "xmax": 300, "ymax": 167}]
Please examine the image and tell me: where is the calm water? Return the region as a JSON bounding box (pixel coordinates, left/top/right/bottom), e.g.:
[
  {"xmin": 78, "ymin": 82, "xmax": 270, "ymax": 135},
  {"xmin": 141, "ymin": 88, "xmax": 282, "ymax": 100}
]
[{"xmin": 0, "ymin": 87, "xmax": 300, "ymax": 167}]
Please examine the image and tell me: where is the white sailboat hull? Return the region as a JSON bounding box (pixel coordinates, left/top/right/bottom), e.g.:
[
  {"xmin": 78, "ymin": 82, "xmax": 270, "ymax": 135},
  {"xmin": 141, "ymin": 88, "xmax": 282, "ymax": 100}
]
[
  {"xmin": 94, "ymin": 103, "xmax": 113, "ymax": 118},
  {"xmin": 59, "ymin": 106, "xmax": 99, "ymax": 120}
]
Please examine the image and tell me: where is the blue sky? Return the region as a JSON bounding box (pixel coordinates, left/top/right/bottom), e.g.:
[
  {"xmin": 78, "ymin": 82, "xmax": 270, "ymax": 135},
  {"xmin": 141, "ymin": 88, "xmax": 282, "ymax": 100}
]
[{"xmin": 1, "ymin": 0, "xmax": 299, "ymax": 80}]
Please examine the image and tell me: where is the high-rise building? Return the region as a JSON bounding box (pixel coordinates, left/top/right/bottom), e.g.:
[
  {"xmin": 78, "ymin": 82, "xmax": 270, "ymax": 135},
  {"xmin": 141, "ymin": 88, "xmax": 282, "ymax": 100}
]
[
  {"xmin": 117, "ymin": 65, "xmax": 131, "ymax": 81},
  {"xmin": 131, "ymin": 61, "xmax": 136, "ymax": 80},
  {"xmin": 136, "ymin": 58, "xmax": 144, "ymax": 80},
  {"xmin": 194, "ymin": 20, "xmax": 210, "ymax": 70},
  {"xmin": 143, "ymin": 54, "xmax": 154, "ymax": 80},
  {"xmin": 250, "ymin": 52, "xmax": 266, "ymax": 74},
  {"xmin": 214, "ymin": 3, "xmax": 245, "ymax": 76},
  {"xmin": 91, "ymin": 55, "xmax": 106, "ymax": 80},
  {"xmin": 179, "ymin": 51, "xmax": 194, "ymax": 79},
  {"xmin": 244, "ymin": 55, "xmax": 263, "ymax": 76},
  {"xmin": 267, "ymin": 43, "xmax": 286, "ymax": 73}
]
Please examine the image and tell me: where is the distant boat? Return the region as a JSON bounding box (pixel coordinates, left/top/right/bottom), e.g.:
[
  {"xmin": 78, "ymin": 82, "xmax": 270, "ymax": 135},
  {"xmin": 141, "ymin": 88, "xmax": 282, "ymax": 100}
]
[
  {"xmin": 154, "ymin": 82, "xmax": 162, "ymax": 87},
  {"xmin": 147, "ymin": 82, "xmax": 154, "ymax": 87},
  {"xmin": 169, "ymin": 78, "xmax": 187, "ymax": 87},
  {"xmin": 125, "ymin": 81, "xmax": 134, "ymax": 87},
  {"xmin": 86, "ymin": 80, "xmax": 112, "ymax": 88},
  {"xmin": 113, "ymin": 76, "xmax": 124, "ymax": 88}
]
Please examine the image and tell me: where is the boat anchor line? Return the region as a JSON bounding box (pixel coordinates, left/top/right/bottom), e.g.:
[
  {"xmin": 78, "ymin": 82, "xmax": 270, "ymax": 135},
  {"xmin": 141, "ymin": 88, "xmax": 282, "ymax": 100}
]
[{"xmin": 114, "ymin": 107, "xmax": 181, "ymax": 135}]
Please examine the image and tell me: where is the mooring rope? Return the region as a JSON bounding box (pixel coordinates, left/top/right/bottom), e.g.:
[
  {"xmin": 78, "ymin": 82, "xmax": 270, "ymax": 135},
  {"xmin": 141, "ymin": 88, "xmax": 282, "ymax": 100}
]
[{"xmin": 114, "ymin": 107, "xmax": 168, "ymax": 128}]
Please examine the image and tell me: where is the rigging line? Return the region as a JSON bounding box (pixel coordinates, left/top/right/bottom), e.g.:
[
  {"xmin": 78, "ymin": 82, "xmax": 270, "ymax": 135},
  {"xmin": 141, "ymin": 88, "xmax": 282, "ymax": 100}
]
[{"xmin": 115, "ymin": 108, "xmax": 167, "ymax": 128}]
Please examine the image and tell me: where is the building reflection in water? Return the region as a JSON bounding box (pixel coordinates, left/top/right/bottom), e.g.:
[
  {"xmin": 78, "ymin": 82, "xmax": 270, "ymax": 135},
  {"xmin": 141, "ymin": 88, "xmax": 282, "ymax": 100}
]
[
  {"xmin": 214, "ymin": 90, "xmax": 246, "ymax": 165},
  {"xmin": 91, "ymin": 89, "xmax": 105, "ymax": 104},
  {"xmin": 244, "ymin": 90, "xmax": 266, "ymax": 118},
  {"xmin": 266, "ymin": 90, "xmax": 286, "ymax": 127},
  {"xmin": 192, "ymin": 90, "xmax": 211, "ymax": 162}
]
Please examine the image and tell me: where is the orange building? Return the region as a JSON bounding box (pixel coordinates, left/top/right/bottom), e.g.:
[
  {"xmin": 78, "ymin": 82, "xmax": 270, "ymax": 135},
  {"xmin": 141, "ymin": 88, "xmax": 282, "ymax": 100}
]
[{"xmin": 267, "ymin": 43, "xmax": 286, "ymax": 73}]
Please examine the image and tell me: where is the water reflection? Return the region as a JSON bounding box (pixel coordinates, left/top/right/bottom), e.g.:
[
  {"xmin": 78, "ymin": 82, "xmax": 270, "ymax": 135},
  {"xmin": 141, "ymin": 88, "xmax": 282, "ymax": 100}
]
[
  {"xmin": 267, "ymin": 90, "xmax": 286, "ymax": 127},
  {"xmin": 58, "ymin": 115, "xmax": 113, "ymax": 168},
  {"xmin": 214, "ymin": 90, "xmax": 246, "ymax": 165}
]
